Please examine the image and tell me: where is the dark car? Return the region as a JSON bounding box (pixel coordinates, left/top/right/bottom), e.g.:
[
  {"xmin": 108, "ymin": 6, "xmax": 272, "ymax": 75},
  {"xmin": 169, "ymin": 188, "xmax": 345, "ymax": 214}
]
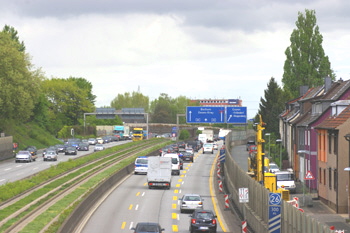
[
  {"xmin": 177, "ymin": 141, "xmax": 186, "ymax": 149},
  {"xmin": 246, "ymin": 140, "xmax": 255, "ymax": 151},
  {"xmin": 55, "ymin": 144, "xmax": 66, "ymax": 153},
  {"xmin": 131, "ymin": 222, "xmax": 164, "ymax": 233},
  {"xmin": 25, "ymin": 146, "xmax": 37, "ymax": 156},
  {"xmin": 182, "ymin": 152, "xmax": 194, "ymax": 162},
  {"xmin": 77, "ymin": 143, "xmax": 89, "ymax": 151},
  {"xmin": 189, "ymin": 209, "xmax": 217, "ymax": 233},
  {"xmin": 65, "ymin": 146, "xmax": 77, "ymax": 155}
]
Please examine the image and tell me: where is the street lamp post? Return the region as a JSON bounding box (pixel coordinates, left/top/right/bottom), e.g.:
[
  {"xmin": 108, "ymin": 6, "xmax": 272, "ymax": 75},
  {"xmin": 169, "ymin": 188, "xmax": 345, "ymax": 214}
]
[
  {"xmin": 265, "ymin": 133, "xmax": 271, "ymax": 158},
  {"xmin": 276, "ymin": 139, "xmax": 282, "ymax": 169},
  {"xmin": 344, "ymin": 133, "xmax": 350, "ymax": 220}
]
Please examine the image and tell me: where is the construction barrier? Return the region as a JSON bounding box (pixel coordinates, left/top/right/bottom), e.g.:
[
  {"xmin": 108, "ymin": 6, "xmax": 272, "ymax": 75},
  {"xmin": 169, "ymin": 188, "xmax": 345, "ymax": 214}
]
[
  {"xmin": 242, "ymin": 220, "xmax": 247, "ymax": 233},
  {"xmin": 224, "ymin": 194, "xmax": 229, "ymax": 209},
  {"xmin": 218, "ymin": 180, "xmax": 223, "ymax": 192}
]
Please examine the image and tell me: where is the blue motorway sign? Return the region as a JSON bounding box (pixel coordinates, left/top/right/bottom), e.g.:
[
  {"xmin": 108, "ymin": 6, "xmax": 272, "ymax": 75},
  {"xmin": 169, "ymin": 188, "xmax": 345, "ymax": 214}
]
[
  {"xmin": 226, "ymin": 107, "xmax": 247, "ymax": 123},
  {"xmin": 186, "ymin": 107, "xmax": 225, "ymax": 123},
  {"xmin": 268, "ymin": 193, "xmax": 281, "ymax": 233}
]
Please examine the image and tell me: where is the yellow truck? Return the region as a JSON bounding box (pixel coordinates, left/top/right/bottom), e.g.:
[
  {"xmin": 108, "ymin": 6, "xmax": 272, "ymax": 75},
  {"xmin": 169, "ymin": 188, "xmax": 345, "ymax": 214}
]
[{"xmin": 132, "ymin": 128, "xmax": 144, "ymax": 141}]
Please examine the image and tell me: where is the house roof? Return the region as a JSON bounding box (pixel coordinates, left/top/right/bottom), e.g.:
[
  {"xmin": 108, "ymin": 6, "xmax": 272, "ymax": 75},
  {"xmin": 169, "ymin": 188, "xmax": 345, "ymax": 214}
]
[
  {"xmin": 314, "ymin": 105, "xmax": 350, "ymax": 130},
  {"xmin": 296, "ymin": 79, "xmax": 350, "ymax": 127}
]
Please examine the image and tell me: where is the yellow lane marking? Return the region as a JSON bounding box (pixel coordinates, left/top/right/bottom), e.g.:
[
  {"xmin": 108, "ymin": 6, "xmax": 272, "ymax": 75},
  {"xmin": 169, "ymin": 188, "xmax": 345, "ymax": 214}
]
[
  {"xmin": 176, "ymin": 184, "xmax": 180, "ymax": 187},
  {"xmin": 183, "ymin": 170, "xmax": 187, "ymax": 173},
  {"xmin": 172, "ymin": 203, "xmax": 177, "ymax": 209},
  {"xmin": 144, "ymin": 182, "xmax": 147, "ymax": 186},
  {"xmin": 172, "ymin": 225, "xmax": 179, "ymax": 232},
  {"xmin": 174, "ymin": 189, "xmax": 179, "ymax": 193},
  {"xmin": 128, "ymin": 204, "xmax": 133, "ymax": 210},
  {"xmin": 180, "ymin": 174, "xmax": 185, "ymax": 177},
  {"xmin": 136, "ymin": 192, "xmax": 140, "ymax": 196},
  {"xmin": 121, "ymin": 221, "xmax": 126, "ymax": 229},
  {"xmin": 173, "ymin": 196, "xmax": 178, "ymax": 201},
  {"xmin": 185, "ymin": 167, "xmax": 189, "ymax": 170},
  {"xmin": 178, "ymin": 179, "xmax": 183, "ymax": 182},
  {"xmin": 209, "ymin": 152, "xmax": 227, "ymax": 232},
  {"xmin": 172, "ymin": 213, "xmax": 177, "ymax": 219}
]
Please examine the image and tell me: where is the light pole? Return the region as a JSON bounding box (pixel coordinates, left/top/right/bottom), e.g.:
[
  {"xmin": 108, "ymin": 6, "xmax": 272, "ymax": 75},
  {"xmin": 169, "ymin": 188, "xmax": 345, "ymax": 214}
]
[
  {"xmin": 276, "ymin": 139, "xmax": 282, "ymax": 169},
  {"xmin": 344, "ymin": 133, "xmax": 350, "ymax": 220},
  {"xmin": 265, "ymin": 133, "xmax": 271, "ymax": 158},
  {"xmin": 298, "ymin": 150, "xmax": 308, "ymax": 206}
]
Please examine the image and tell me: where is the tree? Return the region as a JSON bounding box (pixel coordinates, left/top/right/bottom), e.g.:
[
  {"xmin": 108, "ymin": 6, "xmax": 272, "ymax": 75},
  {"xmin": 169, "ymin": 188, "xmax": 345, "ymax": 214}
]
[
  {"xmin": 282, "ymin": 9, "xmax": 335, "ymax": 98},
  {"xmin": 67, "ymin": 77, "xmax": 96, "ymax": 105},
  {"xmin": 2, "ymin": 25, "xmax": 26, "ymax": 52},
  {"xmin": 0, "ymin": 31, "xmax": 42, "ymax": 124},
  {"xmin": 258, "ymin": 77, "xmax": 290, "ymax": 137},
  {"xmin": 42, "ymin": 78, "xmax": 95, "ymax": 132},
  {"xmin": 110, "ymin": 92, "xmax": 149, "ymax": 112}
]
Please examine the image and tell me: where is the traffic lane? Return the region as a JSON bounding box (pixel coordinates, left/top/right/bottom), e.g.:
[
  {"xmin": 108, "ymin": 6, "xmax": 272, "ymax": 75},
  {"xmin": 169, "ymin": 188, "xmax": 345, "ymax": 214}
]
[
  {"xmin": 81, "ymin": 145, "xmax": 226, "ymax": 233},
  {"xmin": 0, "ymin": 140, "xmax": 131, "ymax": 185}
]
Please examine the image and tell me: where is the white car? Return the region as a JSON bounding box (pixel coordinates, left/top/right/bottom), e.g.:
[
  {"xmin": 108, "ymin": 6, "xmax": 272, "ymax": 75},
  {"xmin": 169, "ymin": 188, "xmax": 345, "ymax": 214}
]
[
  {"xmin": 94, "ymin": 144, "xmax": 105, "ymax": 151},
  {"xmin": 269, "ymin": 163, "xmax": 280, "ymax": 173},
  {"xmin": 213, "ymin": 143, "xmax": 218, "ymax": 150},
  {"xmin": 180, "ymin": 194, "xmax": 203, "ymax": 213},
  {"xmin": 203, "ymin": 143, "xmax": 214, "ymax": 154}
]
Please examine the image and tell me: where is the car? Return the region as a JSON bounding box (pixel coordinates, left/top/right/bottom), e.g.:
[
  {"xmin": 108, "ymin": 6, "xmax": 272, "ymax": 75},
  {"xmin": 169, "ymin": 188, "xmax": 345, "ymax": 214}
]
[
  {"xmin": 203, "ymin": 143, "xmax": 214, "ymax": 154},
  {"xmin": 77, "ymin": 143, "xmax": 89, "ymax": 151},
  {"xmin": 246, "ymin": 140, "xmax": 255, "ymax": 151},
  {"xmin": 213, "ymin": 143, "xmax": 218, "ymax": 150},
  {"xmin": 131, "ymin": 222, "xmax": 164, "ymax": 233},
  {"xmin": 55, "ymin": 144, "xmax": 66, "ymax": 153},
  {"xmin": 180, "ymin": 194, "xmax": 203, "ymax": 213},
  {"xmin": 177, "ymin": 141, "xmax": 186, "ymax": 149},
  {"xmin": 269, "ymin": 163, "xmax": 280, "ymax": 173},
  {"xmin": 96, "ymin": 137, "xmax": 104, "ymax": 144},
  {"xmin": 102, "ymin": 136, "xmax": 111, "ymax": 143},
  {"xmin": 15, "ymin": 150, "xmax": 34, "ymax": 163},
  {"xmin": 25, "ymin": 146, "xmax": 37, "ymax": 156},
  {"xmin": 189, "ymin": 209, "xmax": 217, "ymax": 233},
  {"xmin": 65, "ymin": 146, "xmax": 77, "ymax": 155},
  {"xmin": 134, "ymin": 156, "xmax": 148, "ymax": 174},
  {"xmin": 162, "ymin": 153, "xmax": 181, "ymax": 175},
  {"xmin": 88, "ymin": 138, "xmax": 97, "ymax": 145},
  {"xmin": 43, "ymin": 150, "xmax": 58, "ymax": 161},
  {"xmin": 275, "ymin": 170, "xmax": 296, "ymax": 193},
  {"xmin": 182, "ymin": 152, "xmax": 194, "ymax": 162},
  {"xmin": 94, "ymin": 144, "xmax": 105, "ymax": 151},
  {"xmin": 185, "ymin": 147, "xmax": 194, "ymax": 155}
]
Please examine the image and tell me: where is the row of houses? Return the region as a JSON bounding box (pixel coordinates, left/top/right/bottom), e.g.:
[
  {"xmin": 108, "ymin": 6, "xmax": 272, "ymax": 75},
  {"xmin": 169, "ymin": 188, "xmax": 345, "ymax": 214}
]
[{"xmin": 279, "ymin": 76, "xmax": 350, "ymax": 213}]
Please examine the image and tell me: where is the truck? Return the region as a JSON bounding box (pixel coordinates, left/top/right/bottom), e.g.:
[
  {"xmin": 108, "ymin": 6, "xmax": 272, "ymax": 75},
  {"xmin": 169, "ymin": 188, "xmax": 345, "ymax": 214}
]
[
  {"xmin": 198, "ymin": 134, "xmax": 207, "ymax": 144},
  {"xmin": 147, "ymin": 156, "xmax": 172, "ymax": 189},
  {"xmin": 132, "ymin": 128, "xmax": 144, "ymax": 141},
  {"xmin": 202, "ymin": 129, "xmax": 214, "ymax": 142},
  {"xmin": 113, "ymin": 125, "xmax": 124, "ymax": 140},
  {"xmin": 218, "ymin": 129, "xmax": 231, "ymax": 140},
  {"xmin": 123, "ymin": 126, "xmax": 131, "ymax": 140}
]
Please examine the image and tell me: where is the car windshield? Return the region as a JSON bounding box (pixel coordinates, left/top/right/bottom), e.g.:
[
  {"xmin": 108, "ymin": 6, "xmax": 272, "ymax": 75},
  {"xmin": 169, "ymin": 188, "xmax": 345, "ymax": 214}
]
[
  {"xmin": 136, "ymin": 159, "xmax": 148, "ymax": 164},
  {"xmin": 171, "ymin": 158, "xmax": 178, "ymax": 164},
  {"xmin": 184, "ymin": 196, "xmax": 200, "ymax": 201},
  {"xmin": 270, "ymin": 164, "xmax": 279, "ymax": 169},
  {"xmin": 196, "ymin": 212, "xmax": 213, "ymax": 219},
  {"xmin": 276, "ymin": 173, "xmax": 293, "ymax": 180}
]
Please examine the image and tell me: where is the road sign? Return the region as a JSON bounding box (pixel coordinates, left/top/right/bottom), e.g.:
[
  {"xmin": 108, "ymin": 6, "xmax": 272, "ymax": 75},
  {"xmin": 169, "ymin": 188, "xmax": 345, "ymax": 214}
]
[
  {"xmin": 186, "ymin": 107, "xmax": 225, "ymax": 123},
  {"xmin": 304, "ymin": 170, "xmax": 315, "ymax": 180},
  {"xmin": 226, "ymin": 107, "xmax": 247, "ymax": 123},
  {"xmin": 268, "ymin": 193, "xmax": 281, "ymax": 233},
  {"xmin": 239, "ymin": 188, "xmax": 249, "ymax": 203}
]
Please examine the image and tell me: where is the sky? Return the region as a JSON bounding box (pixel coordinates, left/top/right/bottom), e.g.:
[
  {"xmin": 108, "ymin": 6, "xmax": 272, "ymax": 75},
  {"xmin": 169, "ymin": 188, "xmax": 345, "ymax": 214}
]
[{"xmin": 1, "ymin": 0, "xmax": 350, "ymax": 119}]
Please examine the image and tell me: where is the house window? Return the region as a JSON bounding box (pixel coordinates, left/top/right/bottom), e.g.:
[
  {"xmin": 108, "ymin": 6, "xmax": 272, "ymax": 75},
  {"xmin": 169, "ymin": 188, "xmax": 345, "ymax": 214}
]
[
  {"xmin": 334, "ymin": 169, "xmax": 337, "ymax": 190},
  {"xmin": 319, "ymin": 168, "xmax": 322, "ymax": 184},
  {"xmin": 334, "ymin": 132, "xmax": 338, "ymax": 155},
  {"xmin": 328, "ymin": 168, "xmax": 332, "ymax": 190},
  {"xmin": 328, "ymin": 133, "xmax": 332, "ymax": 154}
]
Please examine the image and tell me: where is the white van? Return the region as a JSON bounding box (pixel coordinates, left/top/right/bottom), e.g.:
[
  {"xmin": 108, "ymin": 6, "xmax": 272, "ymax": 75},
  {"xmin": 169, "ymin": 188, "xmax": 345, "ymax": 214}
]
[
  {"xmin": 134, "ymin": 156, "xmax": 148, "ymax": 174},
  {"xmin": 162, "ymin": 153, "xmax": 180, "ymax": 175},
  {"xmin": 275, "ymin": 170, "xmax": 296, "ymax": 193}
]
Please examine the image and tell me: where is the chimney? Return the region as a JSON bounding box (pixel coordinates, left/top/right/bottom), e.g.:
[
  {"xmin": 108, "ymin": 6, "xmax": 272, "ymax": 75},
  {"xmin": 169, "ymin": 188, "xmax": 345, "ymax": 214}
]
[
  {"xmin": 324, "ymin": 76, "xmax": 332, "ymax": 92},
  {"xmin": 300, "ymin": 85, "xmax": 309, "ymax": 96}
]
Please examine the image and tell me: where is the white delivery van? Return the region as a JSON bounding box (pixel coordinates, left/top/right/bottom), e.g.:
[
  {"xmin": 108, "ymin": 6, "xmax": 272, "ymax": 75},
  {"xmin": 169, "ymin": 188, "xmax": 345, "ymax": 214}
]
[{"xmin": 162, "ymin": 153, "xmax": 181, "ymax": 175}]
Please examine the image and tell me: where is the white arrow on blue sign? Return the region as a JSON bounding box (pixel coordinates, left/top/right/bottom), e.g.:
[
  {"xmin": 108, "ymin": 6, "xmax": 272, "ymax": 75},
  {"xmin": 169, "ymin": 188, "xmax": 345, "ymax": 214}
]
[{"xmin": 186, "ymin": 107, "xmax": 225, "ymax": 123}]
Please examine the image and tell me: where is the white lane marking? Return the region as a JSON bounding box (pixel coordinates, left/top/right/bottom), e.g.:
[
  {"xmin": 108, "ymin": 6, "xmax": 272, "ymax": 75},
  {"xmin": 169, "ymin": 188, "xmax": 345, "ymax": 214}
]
[
  {"xmin": 16, "ymin": 165, "xmax": 23, "ymax": 168},
  {"xmin": 135, "ymin": 204, "xmax": 139, "ymax": 210},
  {"xmin": 4, "ymin": 168, "xmax": 11, "ymax": 171},
  {"xmin": 33, "ymin": 167, "xmax": 39, "ymax": 170},
  {"xmin": 142, "ymin": 192, "xmax": 145, "ymax": 196}
]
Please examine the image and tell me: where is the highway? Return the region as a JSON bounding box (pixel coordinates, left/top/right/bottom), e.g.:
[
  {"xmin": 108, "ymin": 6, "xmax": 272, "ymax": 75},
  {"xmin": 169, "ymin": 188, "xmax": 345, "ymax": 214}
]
[
  {"xmin": 0, "ymin": 140, "xmax": 131, "ymax": 185},
  {"xmin": 79, "ymin": 143, "xmax": 226, "ymax": 233}
]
